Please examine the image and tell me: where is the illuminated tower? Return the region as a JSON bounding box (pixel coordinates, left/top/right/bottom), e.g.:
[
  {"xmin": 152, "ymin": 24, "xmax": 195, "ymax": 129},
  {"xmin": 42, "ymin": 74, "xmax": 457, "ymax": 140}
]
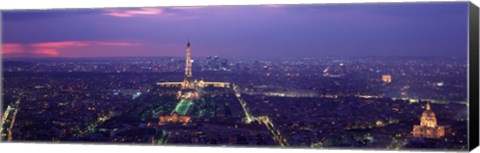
[
  {"xmin": 182, "ymin": 41, "xmax": 193, "ymax": 88},
  {"xmin": 178, "ymin": 40, "xmax": 200, "ymax": 100},
  {"xmin": 412, "ymin": 102, "xmax": 445, "ymax": 138}
]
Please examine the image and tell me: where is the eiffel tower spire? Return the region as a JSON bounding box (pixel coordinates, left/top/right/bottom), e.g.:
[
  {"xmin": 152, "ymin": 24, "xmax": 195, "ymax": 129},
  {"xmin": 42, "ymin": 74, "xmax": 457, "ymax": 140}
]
[
  {"xmin": 185, "ymin": 39, "xmax": 192, "ymax": 78},
  {"xmin": 180, "ymin": 39, "xmax": 196, "ymax": 92}
]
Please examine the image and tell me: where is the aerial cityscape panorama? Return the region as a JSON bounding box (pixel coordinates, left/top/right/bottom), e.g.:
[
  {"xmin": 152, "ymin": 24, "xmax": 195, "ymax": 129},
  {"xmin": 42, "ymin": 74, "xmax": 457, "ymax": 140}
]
[{"xmin": 1, "ymin": 2, "xmax": 470, "ymax": 151}]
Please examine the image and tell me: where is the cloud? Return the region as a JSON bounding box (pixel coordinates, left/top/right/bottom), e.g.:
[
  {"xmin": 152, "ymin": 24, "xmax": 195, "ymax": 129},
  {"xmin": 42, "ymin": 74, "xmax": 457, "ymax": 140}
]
[
  {"xmin": 32, "ymin": 41, "xmax": 89, "ymax": 48},
  {"xmin": 171, "ymin": 6, "xmax": 204, "ymax": 10},
  {"xmin": 2, "ymin": 41, "xmax": 137, "ymax": 57},
  {"xmin": 2, "ymin": 44, "xmax": 23, "ymax": 54},
  {"xmin": 103, "ymin": 7, "xmax": 204, "ymax": 18},
  {"xmin": 33, "ymin": 49, "xmax": 60, "ymax": 57},
  {"xmin": 104, "ymin": 8, "xmax": 164, "ymax": 17}
]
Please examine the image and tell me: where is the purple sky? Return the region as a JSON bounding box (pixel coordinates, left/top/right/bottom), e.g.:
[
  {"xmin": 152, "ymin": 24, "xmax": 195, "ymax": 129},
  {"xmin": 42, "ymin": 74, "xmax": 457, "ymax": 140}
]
[{"xmin": 2, "ymin": 2, "xmax": 469, "ymax": 58}]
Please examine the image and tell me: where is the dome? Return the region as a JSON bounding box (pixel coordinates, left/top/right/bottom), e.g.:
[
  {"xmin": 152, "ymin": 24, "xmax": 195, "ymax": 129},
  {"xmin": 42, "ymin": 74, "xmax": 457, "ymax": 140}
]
[
  {"xmin": 422, "ymin": 110, "xmax": 436, "ymax": 118},
  {"xmin": 419, "ymin": 102, "xmax": 438, "ymax": 128}
]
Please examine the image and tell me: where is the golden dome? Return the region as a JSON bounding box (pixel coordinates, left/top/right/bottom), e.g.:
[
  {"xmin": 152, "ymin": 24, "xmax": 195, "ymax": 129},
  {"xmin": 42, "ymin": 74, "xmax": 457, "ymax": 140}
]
[
  {"xmin": 422, "ymin": 110, "xmax": 436, "ymax": 117},
  {"xmin": 419, "ymin": 102, "xmax": 437, "ymax": 128}
]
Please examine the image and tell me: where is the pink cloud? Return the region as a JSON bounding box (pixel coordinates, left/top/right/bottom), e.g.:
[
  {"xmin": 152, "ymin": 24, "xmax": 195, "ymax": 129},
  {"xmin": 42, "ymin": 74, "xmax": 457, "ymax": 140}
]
[
  {"xmin": 104, "ymin": 8, "xmax": 164, "ymax": 17},
  {"xmin": 32, "ymin": 41, "xmax": 89, "ymax": 48},
  {"xmin": 33, "ymin": 49, "xmax": 60, "ymax": 57},
  {"xmin": 2, "ymin": 44, "xmax": 24, "ymax": 54},
  {"xmin": 3, "ymin": 41, "xmax": 137, "ymax": 57}
]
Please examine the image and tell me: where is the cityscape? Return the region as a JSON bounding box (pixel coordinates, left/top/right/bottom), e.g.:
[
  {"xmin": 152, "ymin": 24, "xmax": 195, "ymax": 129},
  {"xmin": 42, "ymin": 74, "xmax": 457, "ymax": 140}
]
[{"xmin": 1, "ymin": 2, "xmax": 470, "ymax": 151}]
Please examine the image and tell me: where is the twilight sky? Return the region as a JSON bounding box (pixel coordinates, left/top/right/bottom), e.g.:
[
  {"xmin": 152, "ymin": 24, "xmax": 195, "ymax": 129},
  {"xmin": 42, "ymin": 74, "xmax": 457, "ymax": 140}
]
[{"xmin": 1, "ymin": 2, "xmax": 469, "ymax": 58}]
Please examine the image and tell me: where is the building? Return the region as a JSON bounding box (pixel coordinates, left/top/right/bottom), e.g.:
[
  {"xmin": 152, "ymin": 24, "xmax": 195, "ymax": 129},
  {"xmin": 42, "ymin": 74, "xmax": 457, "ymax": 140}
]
[
  {"xmin": 197, "ymin": 80, "xmax": 231, "ymax": 88},
  {"xmin": 412, "ymin": 102, "xmax": 446, "ymax": 138},
  {"xmin": 1, "ymin": 99, "xmax": 20, "ymax": 141},
  {"xmin": 158, "ymin": 112, "xmax": 191, "ymax": 125},
  {"xmin": 382, "ymin": 74, "xmax": 392, "ymax": 83}
]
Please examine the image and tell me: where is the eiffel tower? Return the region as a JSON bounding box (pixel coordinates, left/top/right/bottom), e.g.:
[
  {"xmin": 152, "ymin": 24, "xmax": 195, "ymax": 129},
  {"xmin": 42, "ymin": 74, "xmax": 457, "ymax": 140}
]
[{"xmin": 177, "ymin": 40, "xmax": 200, "ymax": 100}]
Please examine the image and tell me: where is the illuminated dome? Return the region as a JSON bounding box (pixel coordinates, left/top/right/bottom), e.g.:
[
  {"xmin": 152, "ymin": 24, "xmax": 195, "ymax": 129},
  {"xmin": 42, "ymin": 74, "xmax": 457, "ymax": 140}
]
[
  {"xmin": 419, "ymin": 102, "xmax": 437, "ymax": 128},
  {"xmin": 421, "ymin": 110, "xmax": 436, "ymax": 118},
  {"xmin": 412, "ymin": 101, "xmax": 446, "ymax": 138}
]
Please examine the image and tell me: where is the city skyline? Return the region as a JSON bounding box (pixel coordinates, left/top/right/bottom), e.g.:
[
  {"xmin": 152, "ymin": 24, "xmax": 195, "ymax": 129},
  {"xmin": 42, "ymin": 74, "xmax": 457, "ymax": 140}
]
[
  {"xmin": 2, "ymin": 2, "xmax": 469, "ymax": 58},
  {"xmin": 1, "ymin": 2, "xmax": 471, "ymax": 150},
  {"xmin": 1, "ymin": 41, "xmax": 469, "ymax": 149}
]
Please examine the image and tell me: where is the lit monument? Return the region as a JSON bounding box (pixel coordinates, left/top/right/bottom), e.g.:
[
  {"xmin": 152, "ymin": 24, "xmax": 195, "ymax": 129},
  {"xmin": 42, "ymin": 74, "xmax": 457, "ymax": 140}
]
[
  {"xmin": 177, "ymin": 40, "xmax": 200, "ymax": 100},
  {"xmin": 157, "ymin": 40, "xmax": 230, "ymax": 125},
  {"xmin": 412, "ymin": 102, "xmax": 446, "ymax": 138},
  {"xmin": 382, "ymin": 74, "xmax": 392, "ymax": 83}
]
